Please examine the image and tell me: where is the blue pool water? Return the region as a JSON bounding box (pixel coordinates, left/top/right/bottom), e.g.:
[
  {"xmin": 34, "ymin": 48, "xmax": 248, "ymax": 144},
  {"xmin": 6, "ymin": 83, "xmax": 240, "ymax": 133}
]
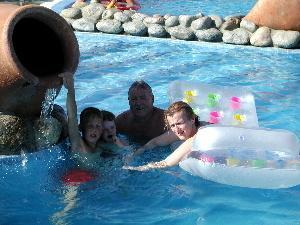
[
  {"xmin": 140, "ymin": 0, "xmax": 256, "ymax": 17},
  {"xmin": 1, "ymin": 1, "xmax": 300, "ymax": 225}
]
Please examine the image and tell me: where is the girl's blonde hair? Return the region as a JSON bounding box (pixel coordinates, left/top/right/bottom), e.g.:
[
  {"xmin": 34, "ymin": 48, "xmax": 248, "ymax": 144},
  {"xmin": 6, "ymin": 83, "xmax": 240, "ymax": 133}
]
[{"xmin": 164, "ymin": 101, "xmax": 200, "ymax": 129}]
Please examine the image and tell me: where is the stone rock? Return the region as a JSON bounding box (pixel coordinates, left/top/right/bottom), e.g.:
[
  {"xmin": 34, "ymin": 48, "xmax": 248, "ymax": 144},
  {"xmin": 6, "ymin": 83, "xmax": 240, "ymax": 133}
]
[
  {"xmin": 220, "ymin": 18, "xmax": 240, "ymax": 31},
  {"xmin": 81, "ymin": 3, "xmax": 105, "ymax": 23},
  {"xmin": 222, "ymin": 28, "xmax": 251, "ymax": 45},
  {"xmin": 167, "ymin": 26, "xmax": 195, "ymax": 40},
  {"xmin": 143, "ymin": 16, "xmax": 165, "ymax": 26},
  {"xmin": 148, "ymin": 24, "xmax": 167, "ymax": 38},
  {"xmin": 123, "ymin": 21, "xmax": 148, "ymax": 36},
  {"xmin": 165, "ymin": 16, "xmax": 179, "ymax": 27},
  {"xmin": 209, "ymin": 15, "xmax": 224, "ymax": 28},
  {"xmin": 164, "ymin": 14, "xmax": 171, "ymax": 20},
  {"xmin": 0, "ymin": 114, "xmax": 26, "ymax": 155},
  {"xmin": 71, "ymin": 1, "xmax": 87, "ymax": 8},
  {"xmin": 123, "ymin": 10, "xmax": 135, "ymax": 17},
  {"xmin": 191, "ymin": 16, "xmax": 214, "ymax": 30},
  {"xmin": 96, "ymin": 19, "xmax": 123, "ymax": 34},
  {"xmin": 102, "ymin": 9, "xmax": 118, "ymax": 20},
  {"xmin": 131, "ymin": 12, "xmax": 148, "ymax": 21},
  {"xmin": 33, "ymin": 117, "xmax": 62, "ymax": 149},
  {"xmin": 178, "ymin": 15, "xmax": 196, "ymax": 27},
  {"xmin": 245, "ymin": 0, "xmax": 300, "ymax": 31},
  {"xmin": 240, "ymin": 19, "xmax": 257, "ymax": 33},
  {"xmin": 250, "ymin": 27, "xmax": 272, "ymax": 47},
  {"xmin": 72, "ymin": 18, "xmax": 95, "ymax": 32},
  {"xmin": 271, "ymin": 30, "xmax": 300, "ymax": 48},
  {"xmin": 60, "ymin": 8, "xmax": 82, "ymax": 19},
  {"xmin": 114, "ymin": 11, "xmax": 131, "ymax": 23},
  {"xmin": 195, "ymin": 28, "xmax": 223, "ymax": 42},
  {"xmin": 224, "ymin": 15, "xmax": 244, "ymax": 21}
]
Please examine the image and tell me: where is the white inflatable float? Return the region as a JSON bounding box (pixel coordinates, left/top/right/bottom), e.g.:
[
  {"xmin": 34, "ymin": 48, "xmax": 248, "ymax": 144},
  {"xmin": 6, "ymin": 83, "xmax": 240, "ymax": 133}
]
[
  {"xmin": 179, "ymin": 126, "xmax": 300, "ymax": 189},
  {"xmin": 168, "ymin": 80, "xmax": 259, "ymax": 128}
]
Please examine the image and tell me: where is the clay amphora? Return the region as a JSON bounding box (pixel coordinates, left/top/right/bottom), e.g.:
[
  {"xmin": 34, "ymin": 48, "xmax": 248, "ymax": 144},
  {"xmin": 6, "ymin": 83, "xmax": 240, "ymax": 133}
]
[
  {"xmin": 0, "ymin": 4, "xmax": 79, "ymax": 116},
  {"xmin": 245, "ymin": 0, "xmax": 300, "ymax": 31}
]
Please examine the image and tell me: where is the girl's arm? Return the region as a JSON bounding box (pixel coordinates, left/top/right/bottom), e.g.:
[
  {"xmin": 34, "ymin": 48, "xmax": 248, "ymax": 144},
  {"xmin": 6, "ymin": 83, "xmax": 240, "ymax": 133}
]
[
  {"xmin": 124, "ymin": 130, "xmax": 179, "ymax": 165},
  {"xmin": 59, "ymin": 72, "xmax": 84, "ymax": 152},
  {"xmin": 133, "ymin": 131, "xmax": 179, "ymax": 156},
  {"xmin": 123, "ymin": 137, "xmax": 194, "ymax": 171}
]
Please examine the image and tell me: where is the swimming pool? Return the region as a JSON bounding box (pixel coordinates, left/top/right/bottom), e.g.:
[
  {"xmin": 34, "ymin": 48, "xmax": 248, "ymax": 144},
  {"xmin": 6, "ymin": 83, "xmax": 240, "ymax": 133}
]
[{"xmin": 1, "ymin": 1, "xmax": 300, "ymax": 225}]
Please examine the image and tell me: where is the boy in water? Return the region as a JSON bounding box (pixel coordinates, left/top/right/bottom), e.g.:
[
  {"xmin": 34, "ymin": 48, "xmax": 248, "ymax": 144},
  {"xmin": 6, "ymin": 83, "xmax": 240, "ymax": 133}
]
[
  {"xmin": 100, "ymin": 110, "xmax": 127, "ymax": 157},
  {"xmin": 59, "ymin": 72, "xmax": 103, "ymax": 154}
]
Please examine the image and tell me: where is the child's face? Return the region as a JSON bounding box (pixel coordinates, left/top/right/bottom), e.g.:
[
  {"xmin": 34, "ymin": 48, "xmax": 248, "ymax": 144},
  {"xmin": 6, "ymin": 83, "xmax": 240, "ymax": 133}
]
[
  {"xmin": 83, "ymin": 116, "xmax": 103, "ymax": 145},
  {"xmin": 102, "ymin": 120, "xmax": 117, "ymax": 143}
]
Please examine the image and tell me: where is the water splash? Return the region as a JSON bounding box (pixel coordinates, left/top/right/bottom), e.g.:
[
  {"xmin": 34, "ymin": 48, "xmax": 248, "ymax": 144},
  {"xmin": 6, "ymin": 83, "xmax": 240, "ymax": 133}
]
[
  {"xmin": 20, "ymin": 150, "xmax": 28, "ymax": 168},
  {"xmin": 40, "ymin": 88, "xmax": 58, "ymax": 119}
]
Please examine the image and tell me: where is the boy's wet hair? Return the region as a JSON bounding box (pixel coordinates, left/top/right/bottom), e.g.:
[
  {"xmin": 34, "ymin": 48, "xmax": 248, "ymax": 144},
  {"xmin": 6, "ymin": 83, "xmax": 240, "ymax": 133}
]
[
  {"xmin": 128, "ymin": 80, "xmax": 153, "ymax": 96},
  {"xmin": 101, "ymin": 110, "xmax": 116, "ymax": 121},
  {"xmin": 164, "ymin": 101, "xmax": 200, "ymax": 128},
  {"xmin": 79, "ymin": 107, "xmax": 103, "ymax": 131}
]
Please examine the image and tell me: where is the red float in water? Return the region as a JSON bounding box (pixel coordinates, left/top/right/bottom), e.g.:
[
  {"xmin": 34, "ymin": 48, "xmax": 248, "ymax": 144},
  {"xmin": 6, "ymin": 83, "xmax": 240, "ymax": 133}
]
[
  {"xmin": 62, "ymin": 169, "xmax": 97, "ymax": 186},
  {"xmin": 101, "ymin": 0, "xmax": 141, "ymax": 11}
]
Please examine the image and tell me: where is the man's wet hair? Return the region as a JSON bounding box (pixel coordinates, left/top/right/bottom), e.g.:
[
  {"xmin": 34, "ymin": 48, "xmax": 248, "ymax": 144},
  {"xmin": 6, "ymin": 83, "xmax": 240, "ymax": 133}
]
[
  {"xmin": 128, "ymin": 80, "xmax": 153, "ymax": 96},
  {"xmin": 101, "ymin": 110, "xmax": 116, "ymax": 121},
  {"xmin": 79, "ymin": 107, "xmax": 103, "ymax": 131}
]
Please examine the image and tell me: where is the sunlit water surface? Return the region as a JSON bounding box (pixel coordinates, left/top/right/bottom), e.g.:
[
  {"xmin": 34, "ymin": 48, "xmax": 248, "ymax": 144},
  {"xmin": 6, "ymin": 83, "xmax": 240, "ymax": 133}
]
[{"xmin": 1, "ymin": 1, "xmax": 300, "ymax": 225}]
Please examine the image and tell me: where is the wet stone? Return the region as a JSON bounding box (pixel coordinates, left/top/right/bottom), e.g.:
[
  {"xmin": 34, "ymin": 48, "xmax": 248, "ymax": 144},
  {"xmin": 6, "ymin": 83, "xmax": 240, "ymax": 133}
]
[
  {"xmin": 250, "ymin": 27, "xmax": 272, "ymax": 47},
  {"xmin": 148, "ymin": 24, "xmax": 167, "ymax": 38},
  {"xmin": 191, "ymin": 16, "xmax": 214, "ymax": 31},
  {"xmin": 33, "ymin": 117, "xmax": 62, "ymax": 149},
  {"xmin": 0, "ymin": 114, "xmax": 26, "ymax": 155},
  {"xmin": 60, "ymin": 8, "xmax": 82, "ymax": 19},
  {"xmin": 167, "ymin": 26, "xmax": 195, "ymax": 40},
  {"xmin": 114, "ymin": 12, "xmax": 131, "ymax": 23},
  {"xmin": 165, "ymin": 16, "xmax": 179, "ymax": 27},
  {"xmin": 178, "ymin": 15, "xmax": 196, "ymax": 27},
  {"xmin": 209, "ymin": 15, "xmax": 223, "ymax": 28},
  {"xmin": 96, "ymin": 19, "xmax": 123, "ymax": 34},
  {"xmin": 123, "ymin": 21, "xmax": 148, "ymax": 36},
  {"xmin": 195, "ymin": 28, "xmax": 223, "ymax": 42},
  {"xmin": 81, "ymin": 3, "xmax": 105, "ymax": 23},
  {"xmin": 222, "ymin": 28, "xmax": 251, "ymax": 45},
  {"xmin": 72, "ymin": 18, "xmax": 96, "ymax": 32},
  {"xmin": 240, "ymin": 19, "xmax": 257, "ymax": 33},
  {"xmin": 271, "ymin": 30, "xmax": 300, "ymax": 49}
]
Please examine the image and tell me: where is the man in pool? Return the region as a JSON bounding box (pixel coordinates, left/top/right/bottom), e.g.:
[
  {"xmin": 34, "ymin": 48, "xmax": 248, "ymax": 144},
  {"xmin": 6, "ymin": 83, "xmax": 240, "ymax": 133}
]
[{"xmin": 115, "ymin": 80, "xmax": 166, "ymax": 143}]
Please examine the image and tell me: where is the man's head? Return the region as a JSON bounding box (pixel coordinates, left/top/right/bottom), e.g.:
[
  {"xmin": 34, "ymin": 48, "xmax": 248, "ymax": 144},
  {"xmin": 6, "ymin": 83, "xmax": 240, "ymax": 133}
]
[
  {"xmin": 79, "ymin": 107, "xmax": 103, "ymax": 144},
  {"xmin": 101, "ymin": 110, "xmax": 117, "ymax": 143},
  {"xmin": 128, "ymin": 80, "xmax": 154, "ymax": 118}
]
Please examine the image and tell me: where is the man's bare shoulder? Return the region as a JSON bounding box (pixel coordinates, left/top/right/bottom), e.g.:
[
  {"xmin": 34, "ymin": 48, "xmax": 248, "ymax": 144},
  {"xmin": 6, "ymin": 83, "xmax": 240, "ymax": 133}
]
[
  {"xmin": 152, "ymin": 107, "xmax": 165, "ymax": 118},
  {"xmin": 116, "ymin": 110, "xmax": 132, "ymax": 126}
]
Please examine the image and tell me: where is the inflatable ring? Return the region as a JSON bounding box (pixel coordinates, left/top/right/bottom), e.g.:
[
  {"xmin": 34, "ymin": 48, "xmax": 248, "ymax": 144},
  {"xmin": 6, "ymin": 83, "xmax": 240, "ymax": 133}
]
[
  {"xmin": 101, "ymin": 0, "xmax": 141, "ymax": 11},
  {"xmin": 179, "ymin": 126, "xmax": 300, "ymax": 189},
  {"xmin": 168, "ymin": 80, "xmax": 259, "ymax": 128}
]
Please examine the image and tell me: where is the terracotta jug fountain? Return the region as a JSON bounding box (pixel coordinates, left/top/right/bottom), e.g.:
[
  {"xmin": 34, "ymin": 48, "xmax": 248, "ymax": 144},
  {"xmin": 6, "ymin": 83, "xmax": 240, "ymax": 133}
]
[
  {"xmin": 0, "ymin": 4, "xmax": 79, "ymax": 154},
  {"xmin": 0, "ymin": 4, "xmax": 79, "ymax": 117},
  {"xmin": 245, "ymin": 0, "xmax": 300, "ymax": 31}
]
